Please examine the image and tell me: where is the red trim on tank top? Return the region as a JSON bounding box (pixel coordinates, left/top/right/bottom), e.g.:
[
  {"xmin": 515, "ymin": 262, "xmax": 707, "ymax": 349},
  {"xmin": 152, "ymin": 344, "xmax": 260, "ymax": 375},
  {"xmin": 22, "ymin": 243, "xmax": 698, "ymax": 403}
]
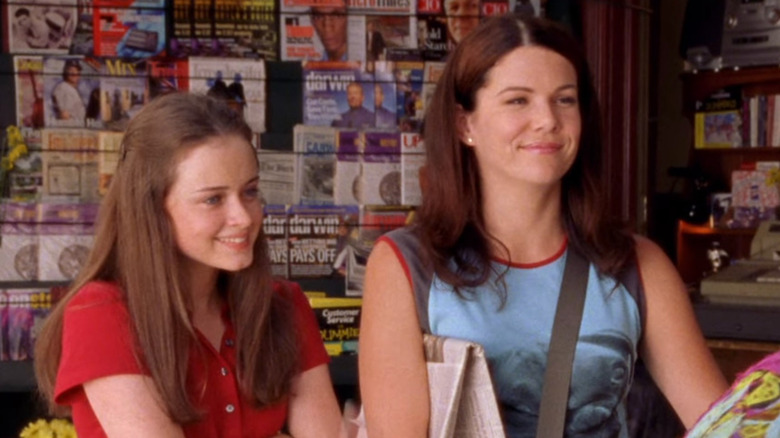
[{"xmin": 492, "ymin": 237, "xmax": 568, "ymax": 268}]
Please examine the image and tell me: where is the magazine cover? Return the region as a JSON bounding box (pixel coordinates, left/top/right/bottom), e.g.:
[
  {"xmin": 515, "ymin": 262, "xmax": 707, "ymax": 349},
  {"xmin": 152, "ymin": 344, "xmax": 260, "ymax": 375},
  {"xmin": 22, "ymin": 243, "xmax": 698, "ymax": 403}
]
[
  {"xmin": 146, "ymin": 58, "xmax": 190, "ymax": 98},
  {"xmin": 335, "ymin": 129, "xmax": 362, "ymax": 205},
  {"xmin": 69, "ymin": 0, "xmax": 95, "ymax": 55},
  {"xmin": 37, "ymin": 202, "xmax": 97, "ymax": 281},
  {"xmin": 93, "ymin": 0, "xmax": 166, "ymax": 58},
  {"xmin": 420, "ymin": 60, "xmax": 445, "ymax": 120},
  {"xmin": 401, "ymin": 132, "xmax": 424, "ymax": 205},
  {"xmin": 303, "ymin": 61, "xmax": 374, "ymax": 127},
  {"xmin": 169, "ymin": 0, "xmax": 194, "ymax": 57},
  {"xmin": 188, "ymin": 57, "xmax": 267, "ymax": 138},
  {"xmin": 0, "ymin": 203, "xmax": 39, "ymax": 282},
  {"xmin": 294, "ymin": 124, "xmax": 337, "ymax": 205},
  {"xmin": 97, "ymin": 130, "xmax": 123, "ymax": 195},
  {"xmin": 393, "ymin": 60, "xmax": 425, "ymax": 131},
  {"xmin": 43, "ymin": 55, "xmax": 102, "ymax": 128},
  {"xmin": 3, "ymin": 289, "xmax": 52, "ymax": 360},
  {"xmin": 287, "ymin": 204, "xmax": 359, "ymax": 279},
  {"xmin": 263, "ymin": 204, "xmax": 289, "ymax": 278},
  {"xmin": 361, "ymin": 130, "xmax": 401, "ymax": 205},
  {"xmin": 192, "ymin": 0, "xmax": 216, "ymax": 55},
  {"xmin": 373, "ymin": 61, "xmax": 398, "ymax": 129},
  {"xmin": 6, "ymin": 0, "xmax": 78, "ymax": 54},
  {"xmin": 280, "ymin": 0, "xmax": 365, "ymax": 61},
  {"xmin": 41, "ymin": 128, "xmax": 100, "ymax": 202},
  {"xmin": 6, "ymin": 150, "xmax": 44, "ymax": 202},
  {"xmin": 346, "ymin": 204, "xmax": 412, "ymax": 295},
  {"xmin": 257, "ymin": 149, "xmax": 298, "ymax": 205},
  {"xmin": 308, "ymin": 296, "xmax": 362, "ymax": 355},
  {"xmin": 214, "ymin": 0, "xmax": 278, "ymax": 60},
  {"xmin": 14, "ymin": 55, "xmax": 45, "ymax": 129},
  {"xmin": 99, "ymin": 70, "xmax": 148, "ymax": 132}
]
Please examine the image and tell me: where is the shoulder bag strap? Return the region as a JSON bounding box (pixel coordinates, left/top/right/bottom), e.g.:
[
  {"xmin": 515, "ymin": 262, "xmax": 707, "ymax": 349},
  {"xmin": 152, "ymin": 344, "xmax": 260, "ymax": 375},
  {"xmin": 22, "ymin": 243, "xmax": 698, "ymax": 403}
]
[{"xmin": 535, "ymin": 248, "xmax": 590, "ymax": 438}]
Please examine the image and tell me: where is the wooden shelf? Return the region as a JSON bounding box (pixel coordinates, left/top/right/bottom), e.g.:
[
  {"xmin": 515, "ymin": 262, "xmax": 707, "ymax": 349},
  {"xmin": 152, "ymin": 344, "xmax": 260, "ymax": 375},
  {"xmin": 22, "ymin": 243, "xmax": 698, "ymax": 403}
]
[
  {"xmin": 676, "ymin": 220, "xmax": 756, "ymax": 285},
  {"xmin": 681, "ymin": 66, "xmax": 780, "ymax": 111}
]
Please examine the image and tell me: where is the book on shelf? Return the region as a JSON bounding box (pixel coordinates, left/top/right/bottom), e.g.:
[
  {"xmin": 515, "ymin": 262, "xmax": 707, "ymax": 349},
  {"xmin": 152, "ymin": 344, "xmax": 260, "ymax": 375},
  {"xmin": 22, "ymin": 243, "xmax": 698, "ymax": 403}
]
[
  {"xmin": 293, "ymin": 124, "xmax": 338, "ymax": 205},
  {"xmin": 92, "ymin": 0, "xmax": 166, "ymax": 58},
  {"xmin": 693, "ymin": 86, "xmax": 742, "ymax": 149},
  {"xmin": 263, "ymin": 204, "xmax": 290, "ymax": 278},
  {"xmin": 5, "ymin": 0, "xmax": 78, "ymax": 54}
]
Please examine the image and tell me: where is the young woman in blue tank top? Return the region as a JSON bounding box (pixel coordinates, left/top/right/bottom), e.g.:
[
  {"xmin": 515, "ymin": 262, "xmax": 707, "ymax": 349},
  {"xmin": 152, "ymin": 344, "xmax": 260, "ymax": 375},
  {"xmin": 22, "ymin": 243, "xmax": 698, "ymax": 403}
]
[{"xmin": 358, "ymin": 14, "xmax": 729, "ymax": 438}]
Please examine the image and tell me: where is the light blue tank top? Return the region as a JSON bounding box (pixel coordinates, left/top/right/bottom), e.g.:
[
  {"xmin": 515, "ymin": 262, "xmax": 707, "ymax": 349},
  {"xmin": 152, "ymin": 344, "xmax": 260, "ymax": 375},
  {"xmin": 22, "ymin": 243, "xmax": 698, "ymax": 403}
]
[{"xmin": 382, "ymin": 227, "xmax": 644, "ymax": 438}]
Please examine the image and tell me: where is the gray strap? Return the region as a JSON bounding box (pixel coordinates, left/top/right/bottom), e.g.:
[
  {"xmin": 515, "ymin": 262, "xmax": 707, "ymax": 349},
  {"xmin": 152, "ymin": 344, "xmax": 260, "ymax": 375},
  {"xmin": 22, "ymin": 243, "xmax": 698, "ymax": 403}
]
[{"xmin": 536, "ymin": 248, "xmax": 589, "ymax": 438}]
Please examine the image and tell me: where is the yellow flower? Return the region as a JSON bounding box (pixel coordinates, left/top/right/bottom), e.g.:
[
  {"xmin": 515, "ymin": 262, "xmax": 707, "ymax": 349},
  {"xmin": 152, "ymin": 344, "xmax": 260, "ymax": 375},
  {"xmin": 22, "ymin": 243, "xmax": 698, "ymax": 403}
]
[{"xmin": 19, "ymin": 418, "xmax": 76, "ymax": 438}]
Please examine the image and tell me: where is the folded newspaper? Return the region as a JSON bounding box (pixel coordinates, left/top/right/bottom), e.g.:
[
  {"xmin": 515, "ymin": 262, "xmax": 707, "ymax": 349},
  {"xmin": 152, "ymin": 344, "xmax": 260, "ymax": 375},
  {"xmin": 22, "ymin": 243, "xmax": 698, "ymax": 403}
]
[{"xmin": 352, "ymin": 334, "xmax": 506, "ymax": 438}]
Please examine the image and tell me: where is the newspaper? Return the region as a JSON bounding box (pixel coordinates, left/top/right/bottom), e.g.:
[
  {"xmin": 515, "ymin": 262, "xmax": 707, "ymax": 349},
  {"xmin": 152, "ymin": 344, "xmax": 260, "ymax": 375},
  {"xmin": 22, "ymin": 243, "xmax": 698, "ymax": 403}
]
[
  {"xmin": 424, "ymin": 335, "xmax": 506, "ymax": 438},
  {"xmin": 351, "ymin": 334, "xmax": 506, "ymax": 438}
]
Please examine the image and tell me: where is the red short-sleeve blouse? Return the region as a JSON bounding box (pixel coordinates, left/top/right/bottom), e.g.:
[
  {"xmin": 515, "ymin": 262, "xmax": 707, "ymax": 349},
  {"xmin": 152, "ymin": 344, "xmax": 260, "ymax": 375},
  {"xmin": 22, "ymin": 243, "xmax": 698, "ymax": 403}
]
[{"xmin": 54, "ymin": 280, "xmax": 329, "ymax": 438}]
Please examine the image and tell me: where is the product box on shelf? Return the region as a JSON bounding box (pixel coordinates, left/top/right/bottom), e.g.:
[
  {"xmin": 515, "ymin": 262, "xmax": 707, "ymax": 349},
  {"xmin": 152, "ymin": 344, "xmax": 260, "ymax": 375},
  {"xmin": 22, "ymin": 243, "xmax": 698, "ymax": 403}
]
[{"xmin": 306, "ymin": 295, "xmax": 362, "ymax": 356}]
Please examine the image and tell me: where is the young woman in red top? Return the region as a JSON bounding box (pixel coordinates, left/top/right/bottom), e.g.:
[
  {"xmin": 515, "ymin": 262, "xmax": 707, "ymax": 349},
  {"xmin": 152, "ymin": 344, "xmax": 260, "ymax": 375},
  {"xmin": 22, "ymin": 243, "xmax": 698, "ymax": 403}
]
[{"xmin": 35, "ymin": 93, "xmax": 345, "ymax": 438}]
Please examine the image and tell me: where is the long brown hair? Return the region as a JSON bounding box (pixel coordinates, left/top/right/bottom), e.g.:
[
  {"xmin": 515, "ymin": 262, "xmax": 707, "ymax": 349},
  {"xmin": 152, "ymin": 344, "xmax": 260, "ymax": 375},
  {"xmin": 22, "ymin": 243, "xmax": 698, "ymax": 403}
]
[
  {"xmin": 418, "ymin": 14, "xmax": 635, "ymax": 293},
  {"xmin": 35, "ymin": 93, "xmax": 300, "ymax": 422}
]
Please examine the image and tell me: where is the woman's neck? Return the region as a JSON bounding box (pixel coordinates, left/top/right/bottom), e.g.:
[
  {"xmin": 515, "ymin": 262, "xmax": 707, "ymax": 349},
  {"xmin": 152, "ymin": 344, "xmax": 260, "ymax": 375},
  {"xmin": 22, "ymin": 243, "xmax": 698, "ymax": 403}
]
[{"xmin": 480, "ymin": 184, "xmax": 567, "ymax": 264}]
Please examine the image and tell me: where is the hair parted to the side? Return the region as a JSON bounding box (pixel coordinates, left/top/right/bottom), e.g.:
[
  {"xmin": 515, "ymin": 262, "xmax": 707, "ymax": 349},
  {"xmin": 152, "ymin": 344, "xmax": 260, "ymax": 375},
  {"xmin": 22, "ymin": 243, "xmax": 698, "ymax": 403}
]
[
  {"xmin": 35, "ymin": 92, "xmax": 300, "ymax": 422},
  {"xmin": 418, "ymin": 13, "xmax": 635, "ymax": 295}
]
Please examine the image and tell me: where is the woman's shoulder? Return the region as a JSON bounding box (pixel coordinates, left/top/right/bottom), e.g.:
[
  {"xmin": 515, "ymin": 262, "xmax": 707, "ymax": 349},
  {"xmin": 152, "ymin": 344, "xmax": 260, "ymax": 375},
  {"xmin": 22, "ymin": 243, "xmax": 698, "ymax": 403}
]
[
  {"xmin": 271, "ymin": 279, "xmax": 310, "ymax": 309},
  {"xmin": 66, "ymin": 280, "xmax": 125, "ymax": 313}
]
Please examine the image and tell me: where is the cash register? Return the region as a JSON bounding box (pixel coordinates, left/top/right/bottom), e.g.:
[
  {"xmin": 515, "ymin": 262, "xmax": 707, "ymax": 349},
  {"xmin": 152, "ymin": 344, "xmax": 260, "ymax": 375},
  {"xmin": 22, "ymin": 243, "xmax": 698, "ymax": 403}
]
[{"xmin": 700, "ymin": 221, "xmax": 780, "ymax": 306}]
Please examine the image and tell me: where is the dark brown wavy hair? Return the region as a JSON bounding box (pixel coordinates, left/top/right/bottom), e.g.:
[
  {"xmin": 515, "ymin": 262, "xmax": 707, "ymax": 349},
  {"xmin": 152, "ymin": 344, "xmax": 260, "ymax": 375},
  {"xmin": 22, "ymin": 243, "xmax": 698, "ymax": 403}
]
[
  {"xmin": 35, "ymin": 93, "xmax": 299, "ymax": 422},
  {"xmin": 418, "ymin": 14, "xmax": 635, "ymax": 295}
]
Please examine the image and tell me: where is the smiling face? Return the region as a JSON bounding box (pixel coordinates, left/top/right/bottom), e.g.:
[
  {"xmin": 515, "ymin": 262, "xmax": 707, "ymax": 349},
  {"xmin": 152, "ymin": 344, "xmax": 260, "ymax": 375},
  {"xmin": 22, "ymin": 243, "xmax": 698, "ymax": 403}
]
[
  {"xmin": 460, "ymin": 45, "xmax": 581, "ymax": 191},
  {"xmin": 165, "ymin": 135, "xmax": 262, "ymax": 279}
]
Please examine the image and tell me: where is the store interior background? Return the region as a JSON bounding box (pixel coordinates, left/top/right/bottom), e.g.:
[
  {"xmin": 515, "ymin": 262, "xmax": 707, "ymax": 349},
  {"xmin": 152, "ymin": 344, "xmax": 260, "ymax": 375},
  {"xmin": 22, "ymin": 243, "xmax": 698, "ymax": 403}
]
[{"xmin": 0, "ymin": 2, "xmax": 737, "ymax": 437}]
